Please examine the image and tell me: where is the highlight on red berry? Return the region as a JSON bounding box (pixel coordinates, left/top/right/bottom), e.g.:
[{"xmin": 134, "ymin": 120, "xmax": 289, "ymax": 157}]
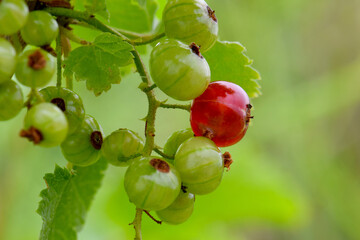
[{"xmin": 190, "ymin": 81, "xmax": 253, "ymax": 147}]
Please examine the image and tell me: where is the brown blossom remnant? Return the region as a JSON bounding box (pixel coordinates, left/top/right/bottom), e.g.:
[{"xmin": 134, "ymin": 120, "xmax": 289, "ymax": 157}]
[
  {"xmin": 190, "ymin": 43, "xmax": 203, "ymax": 58},
  {"xmin": 246, "ymin": 103, "xmax": 254, "ymax": 126},
  {"xmin": 51, "ymin": 98, "xmax": 66, "ymax": 112},
  {"xmin": 20, "ymin": 126, "xmax": 43, "ymax": 144},
  {"xmin": 207, "ymin": 6, "xmax": 217, "ymax": 22},
  {"xmin": 223, "ymin": 151, "xmax": 233, "ymax": 171},
  {"xmin": 90, "ymin": 131, "xmax": 103, "ymax": 150},
  {"xmin": 202, "ymin": 129, "xmax": 214, "ymax": 140},
  {"xmin": 150, "ymin": 158, "xmax": 170, "ymax": 173},
  {"xmin": 181, "ymin": 185, "xmax": 188, "ymax": 193},
  {"xmin": 27, "ymin": 50, "xmax": 46, "ymax": 70}
]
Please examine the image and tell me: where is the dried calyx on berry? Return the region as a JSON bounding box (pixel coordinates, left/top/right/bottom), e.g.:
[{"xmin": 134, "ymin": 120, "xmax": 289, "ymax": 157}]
[{"xmin": 223, "ymin": 151, "xmax": 233, "ymax": 171}]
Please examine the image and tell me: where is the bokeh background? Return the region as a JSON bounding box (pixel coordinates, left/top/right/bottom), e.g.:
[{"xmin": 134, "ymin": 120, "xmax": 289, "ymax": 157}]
[{"xmin": 1, "ymin": 0, "xmax": 360, "ymax": 239}]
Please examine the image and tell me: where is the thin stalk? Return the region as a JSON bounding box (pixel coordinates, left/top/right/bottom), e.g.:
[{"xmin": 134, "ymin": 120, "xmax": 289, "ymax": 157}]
[
  {"xmin": 10, "ymin": 33, "xmax": 24, "ymax": 54},
  {"xmin": 153, "ymin": 148, "xmax": 173, "ymax": 160},
  {"xmin": 56, "ymin": 33, "xmax": 62, "ymax": 88},
  {"xmin": 31, "ymin": 88, "xmax": 45, "ymax": 102},
  {"xmin": 60, "ymin": 26, "xmax": 91, "ymax": 45},
  {"xmin": 159, "ymin": 103, "xmax": 191, "ymax": 112},
  {"xmin": 66, "ymin": 75, "xmax": 73, "ymax": 90},
  {"xmin": 133, "ymin": 32, "xmax": 166, "ymax": 46}
]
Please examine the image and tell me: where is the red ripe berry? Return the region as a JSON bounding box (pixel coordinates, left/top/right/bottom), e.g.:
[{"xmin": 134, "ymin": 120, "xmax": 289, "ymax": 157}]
[{"xmin": 190, "ymin": 81, "xmax": 252, "ymax": 147}]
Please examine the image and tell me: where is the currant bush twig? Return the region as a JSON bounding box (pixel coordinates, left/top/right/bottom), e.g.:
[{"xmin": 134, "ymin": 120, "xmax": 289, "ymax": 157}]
[
  {"xmin": 130, "ymin": 208, "xmax": 143, "ymax": 240},
  {"xmin": 153, "ymin": 148, "xmax": 174, "ymax": 160},
  {"xmin": 142, "ymin": 84, "xmax": 157, "ymax": 92},
  {"xmin": 159, "ymin": 103, "xmax": 191, "ymax": 112},
  {"xmin": 130, "ymin": 46, "xmax": 159, "ymax": 240},
  {"xmin": 44, "ymin": 7, "xmax": 130, "ymax": 42},
  {"xmin": 132, "ymin": 49, "xmax": 158, "ymax": 157},
  {"xmin": 56, "ymin": 33, "xmax": 62, "ymax": 88}
]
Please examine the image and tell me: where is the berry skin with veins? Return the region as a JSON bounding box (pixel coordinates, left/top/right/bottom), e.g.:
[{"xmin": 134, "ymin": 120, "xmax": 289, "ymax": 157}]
[
  {"xmin": 20, "ymin": 102, "xmax": 68, "ymax": 147},
  {"xmin": 124, "ymin": 157, "xmax": 181, "ymax": 211},
  {"xmin": 0, "ymin": 38, "xmax": 16, "ymax": 84},
  {"xmin": 190, "ymin": 81, "xmax": 252, "ymax": 147},
  {"xmin": 174, "ymin": 136, "xmax": 223, "ymax": 195},
  {"xmin": 156, "ymin": 190, "xmax": 195, "ymax": 225}
]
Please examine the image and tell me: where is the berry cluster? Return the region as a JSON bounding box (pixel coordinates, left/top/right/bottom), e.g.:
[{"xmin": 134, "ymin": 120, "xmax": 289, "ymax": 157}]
[
  {"xmin": 0, "ymin": 0, "xmax": 255, "ymax": 235},
  {"xmin": 123, "ymin": 0, "xmax": 253, "ymax": 225}
]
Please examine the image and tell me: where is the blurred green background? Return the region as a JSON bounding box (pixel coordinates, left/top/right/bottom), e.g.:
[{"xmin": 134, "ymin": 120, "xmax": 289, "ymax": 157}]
[{"xmin": 1, "ymin": 0, "xmax": 360, "ymax": 239}]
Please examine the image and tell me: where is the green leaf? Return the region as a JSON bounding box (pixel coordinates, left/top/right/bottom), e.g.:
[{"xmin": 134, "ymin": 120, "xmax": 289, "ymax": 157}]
[
  {"xmin": 107, "ymin": 0, "xmax": 158, "ymax": 33},
  {"xmin": 83, "ymin": 0, "xmax": 109, "ymax": 20},
  {"xmin": 203, "ymin": 41, "xmax": 261, "ymax": 98},
  {"xmin": 64, "ymin": 33, "xmax": 134, "ymax": 96},
  {"xmin": 37, "ymin": 158, "xmax": 108, "ymax": 240}
]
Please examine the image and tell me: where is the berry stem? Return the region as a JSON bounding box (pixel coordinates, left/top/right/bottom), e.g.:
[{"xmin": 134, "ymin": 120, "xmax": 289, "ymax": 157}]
[
  {"xmin": 143, "ymin": 210, "xmax": 162, "ymax": 224},
  {"xmin": 153, "ymin": 148, "xmax": 174, "ymax": 160},
  {"xmin": 41, "ymin": 45, "xmax": 57, "ymax": 57},
  {"xmin": 31, "ymin": 88, "xmax": 45, "ymax": 103},
  {"xmin": 159, "ymin": 103, "xmax": 191, "ymax": 112},
  {"xmin": 111, "ymin": 27, "xmax": 163, "ymax": 40},
  {"xmin": 10, "ymin": 33, "xmax": 25, "ymax": 54},
  {"xmin": 66, "ymin": 74, "xmax": 73, "ymax": 90},
  {"xmin": 56, "ymin": 32, "xmax": 62, "ymax": 88},
  {"xmin": 132, "ymin": 32, "xmax": 166, "ymax": 46},
  {"xmin": 60, "ymin": 26, "xmax": 91, "ymax": 45}
]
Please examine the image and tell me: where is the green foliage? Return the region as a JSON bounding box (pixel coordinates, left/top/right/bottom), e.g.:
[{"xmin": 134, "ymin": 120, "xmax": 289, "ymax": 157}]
[
  {"xmin": 203, "ymin": 41, "xmax": 261, "ymax": 98},
  {"xmin": 64, "ymin": 33, "xmax": 134, "ymax": 96},
  {"xmin": 37, "ymin": 158, "xmax": 108, "ymax": 240},
  {"xmin": 107, "ymin": 0, "xmax": 158, "ymax": 33},
  {"xmin": 83, "ymin": 0, "xmax": 109, "ymax": 20}
]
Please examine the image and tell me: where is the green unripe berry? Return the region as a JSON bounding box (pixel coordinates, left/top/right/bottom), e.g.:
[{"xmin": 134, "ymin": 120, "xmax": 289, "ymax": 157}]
[
  {"xmin": 0, "ymin": 80, "xmax": 23, "ymax": 121},
  {"xmin": 20, "ymin": 102, "xmax": 68, "ymax": 147},
  {"xmin": 163, "ymin": 128, "xmax": 194, "ymax": 161},
  {"xmin": 0, "ymin": 38, "xmax": 16, "ymax": 84},
  {"xmin": 0, "ymin": 0, "xmax": 29, "ymax": 35},
  {"xmin": 101, "ymin": 128, "xmax": 144, "ymax": 167},
  {"xmin": 156, "ymin": 190, "xmax": 195, "ymax": 225},
  {"xmin": 15, "ymin": 49, "xmax": 56, "ymax": 88},
  {"xmin": 61, "ymin": 115, "xmax": 103, "ymax": 167},
  {"xmin": 163, "ymin": 0, "xmax": 218, "ymax": 52},
  {"xmin": 20, "ymin": 11, "xmax": 59, "ymax": 46},
  {"xmin": 124, "ymin": 157, "xmax": 181, "ymax": 211},
  {"xmin": 174, "ymin": 137, "xmax": 223, "ymax": 195},
  {"xmin": 150, "ymin": 39, "xmax": 210, "ymax": 101},
  {"xmin": 40, "ymin": 87, "xmax": 85, "ymax": 135}
]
